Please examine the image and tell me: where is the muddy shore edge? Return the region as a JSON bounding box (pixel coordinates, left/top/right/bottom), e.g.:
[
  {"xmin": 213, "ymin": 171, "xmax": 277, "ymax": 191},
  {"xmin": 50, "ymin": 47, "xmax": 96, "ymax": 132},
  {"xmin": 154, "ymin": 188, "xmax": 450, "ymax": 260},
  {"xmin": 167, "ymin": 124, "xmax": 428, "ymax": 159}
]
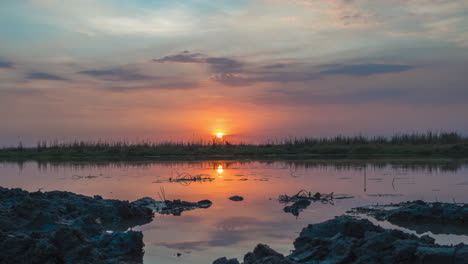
[
  {"xmin": 0, "ymin": 187, "xmax": 211, "ymax": 264},
  {"xmin": 214, "ymin": 201, "xmax": 468, "ymax": 264}
]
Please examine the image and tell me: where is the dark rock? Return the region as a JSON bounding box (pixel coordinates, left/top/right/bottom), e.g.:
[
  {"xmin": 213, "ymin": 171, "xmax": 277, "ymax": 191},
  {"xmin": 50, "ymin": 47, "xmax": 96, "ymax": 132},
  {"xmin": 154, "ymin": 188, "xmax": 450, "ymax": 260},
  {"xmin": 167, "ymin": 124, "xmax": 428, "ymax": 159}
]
[
  {"xmin": 198, "ymin": 199, "xmax": 213, "ymax": 207},
  {"xmin": 133, "ymin": 197, "xmax": 213, "ymax": 216},
  {"xmin": 392, "ymin": 240, "xmax": 419, "ymax": 263},
  {"xmin": 252, "ymin": 244, "xmax": 284, "ymax": 259},
  {"xmin": 165, "ymin": 199, "xmax": 212, "ymax": 216},
  {"xmin": 229, "ymin": 196, "xmax": 244, "ymax": 202},
  {"xmin": 351, "ymin": 201, "xmax": 468, "ymax": 235},
  {"xmin": 419, "ymin": 235, "xmax": 435, "ymax": 244},
  {"xmin": 454, "ymin": 245, "xmax": 468, "ymax": 263},
  {"xmin": 213, "ymin": 257, "xmax": 241, "ymax": 264},
  {"xmin": 0, "ymin": 187, "xmax": 155, "ymax": 263},
  {"xmin": 215, "ymin": 214, "xmax": 468, "ymax": 264},
  {"xmin": 415, "ymin": 247, "xmax": 456, "ymax": 264},
  {"xmin": 244, "ymin": 244, "xmax": 295, "ymax": 264},
  {"xmin": 2, "ymin": 187, "xmax": 214, "ymax": 263}
]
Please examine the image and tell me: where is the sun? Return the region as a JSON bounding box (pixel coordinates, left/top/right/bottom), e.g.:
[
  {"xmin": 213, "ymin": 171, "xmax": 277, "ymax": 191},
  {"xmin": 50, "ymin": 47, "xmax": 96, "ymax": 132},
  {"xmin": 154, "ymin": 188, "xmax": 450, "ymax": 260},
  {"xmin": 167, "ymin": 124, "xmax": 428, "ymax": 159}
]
[
  {"xmin": 217, "ymin": 165, "xmax": 224, "ymax": 174},
  {"xmin": 216, "ymin": 132, "xmax": 224, "ymax": 139}
]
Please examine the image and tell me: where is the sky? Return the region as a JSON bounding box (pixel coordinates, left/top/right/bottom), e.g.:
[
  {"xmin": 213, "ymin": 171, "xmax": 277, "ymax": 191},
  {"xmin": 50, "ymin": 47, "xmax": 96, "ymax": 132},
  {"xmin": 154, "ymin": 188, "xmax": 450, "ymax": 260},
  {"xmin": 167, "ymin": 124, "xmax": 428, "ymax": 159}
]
[{"xmin": 1, "ymin": 0, "xmax": 467, "ymax": 145}]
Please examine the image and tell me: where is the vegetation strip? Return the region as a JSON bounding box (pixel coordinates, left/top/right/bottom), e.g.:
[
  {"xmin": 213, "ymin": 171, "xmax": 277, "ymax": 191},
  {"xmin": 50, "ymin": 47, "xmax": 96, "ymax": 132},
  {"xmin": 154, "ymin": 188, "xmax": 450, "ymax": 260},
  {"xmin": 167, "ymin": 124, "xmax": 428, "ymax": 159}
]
[{"xmin": 1, "ymin": 132, "xmax": 467, "ymax": 161}]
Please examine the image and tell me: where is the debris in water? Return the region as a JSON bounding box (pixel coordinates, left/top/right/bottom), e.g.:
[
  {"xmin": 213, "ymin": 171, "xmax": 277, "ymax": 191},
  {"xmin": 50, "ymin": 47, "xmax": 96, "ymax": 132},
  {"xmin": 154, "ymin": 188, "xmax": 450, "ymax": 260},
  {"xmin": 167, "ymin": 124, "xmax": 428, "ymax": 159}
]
[
  {"xmin": 367, "ymin": 194, "xmax": 403, "ymax": 197},
  {"xmin": 279, "ymin": 190, "xmax": 354, "ymax": 216},
  {"xmin": 152, "ymin": 180, "xmax": 163, "ymax": 183},
  {"xmin": 169, "ymin": 172, "xmax": 214, "ymax": 185},
  {"xmin": 279, "ymin": 190, "xmax": 341, "ymax": 203},
  {"xmin": 133, "ymin": 197, "xmax": 213, "ymax": 216},
  {"xmin": 71, "ymin": 174, "xmax": 99, "ymax": 180},
  {"xmin": 284, "ymin": 199, "xmax": 311, "ymax": 216}
]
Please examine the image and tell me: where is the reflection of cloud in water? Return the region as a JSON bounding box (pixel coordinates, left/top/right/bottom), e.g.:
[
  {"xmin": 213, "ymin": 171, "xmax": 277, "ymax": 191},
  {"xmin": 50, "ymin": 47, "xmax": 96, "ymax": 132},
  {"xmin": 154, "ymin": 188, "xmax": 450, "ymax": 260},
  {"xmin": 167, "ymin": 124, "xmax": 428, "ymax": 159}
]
[
  {"xmin": 134, "ymin": 224, "xmax": 162, "ymax": 232},
  {"xmin": 136, "ymin": 215, "xmax": 203, "ymax": 232},
  {"xmin": 153, "ymin": 216, "xmax": 293, "ymax": 251},
  {"xmin": 154, "ymin": 240, "xmax": 207, "ymax": 251},
  {"xmin": 215, "ymin": 216, "xmax": 259, "ymax": 231},
  {"xmin": 215, "ymin": 216, "xmax": 289, "ymax": 232},
  {"xmin": 161, "ymin": 214, "xmax": 203, "ymax": 223},
  {"xmin": 265, "ymin": 232, "xmax": 292, "ymax": 240},
  {"xmin": 152, "ymin": 230, "xmax": 245, "ymax": 250}
]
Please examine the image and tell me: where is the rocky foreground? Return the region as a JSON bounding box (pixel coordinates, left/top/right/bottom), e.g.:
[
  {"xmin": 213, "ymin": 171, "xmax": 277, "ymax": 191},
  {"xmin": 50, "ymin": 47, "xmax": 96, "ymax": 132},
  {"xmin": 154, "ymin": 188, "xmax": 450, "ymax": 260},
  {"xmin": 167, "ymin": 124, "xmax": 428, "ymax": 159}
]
[
  {"xmin": 0, "ymin": 187, "xmax": 211, "ymax": 264},
  {"xmin": 2, "ymin": 186, "xmax": 467, "ymax": 264},
  {"xmin": 350, "ymin": 200, "xmax": 468, "ymax": 235},
  {"xmin": 214, "ymin": 202, "xmax": 468, "ymax": 264}
]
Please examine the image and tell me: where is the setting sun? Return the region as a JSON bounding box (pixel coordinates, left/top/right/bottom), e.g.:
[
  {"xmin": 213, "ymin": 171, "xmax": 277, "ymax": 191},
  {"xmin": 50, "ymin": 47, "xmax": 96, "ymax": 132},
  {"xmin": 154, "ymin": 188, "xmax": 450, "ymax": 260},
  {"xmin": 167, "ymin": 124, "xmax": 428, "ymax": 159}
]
[
  {"xmin": 217, "ymin": 165, "xmax": 224, "ymax": 174},
  {"xmin": 216, "ymin": 132, "xmax": 224, "ymax": 139}
]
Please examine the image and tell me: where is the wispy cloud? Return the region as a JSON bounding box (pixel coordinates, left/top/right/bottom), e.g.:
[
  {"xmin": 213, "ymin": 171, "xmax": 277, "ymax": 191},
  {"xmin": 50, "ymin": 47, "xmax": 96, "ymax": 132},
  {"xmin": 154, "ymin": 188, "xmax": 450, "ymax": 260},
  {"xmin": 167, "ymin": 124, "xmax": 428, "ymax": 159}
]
[
  {"xmin": 255, "ymin": 64, "xmax": 468, "ymax": 106},
  {"xmin": 78, "ymin": 68, "xmax": 156, "ymax": 81},
  {"xmin": 26, "ymin": 72, "xmax": 68, "ymax": 81},
  {"xmin": 319, "ymin": 64, "xmax": 414, "ymax": 76},
  {"xmin": 0, "ymin": 88, "xmax": 44, "ymax": 96},
  {"xmin": 0, "ymin": 60, "xmax": 14, "ymax": 69},
  {"xmin": 153, "ymin": 51, "xmax": 244, "ymax": 73},
  {"xmin": 263, "ymin": 63, "xmax": 287, "ymax": 69},
  {"xmin": 154, "ymin": 51, "xmax": 417, "ymax": 87},
  {"xmin": 105, "ymin": 81, "xmax": 199, "ymax": 92},
  {"xmin": 154, "ymin": 51, "xmax": 206, "ymax": 64}
]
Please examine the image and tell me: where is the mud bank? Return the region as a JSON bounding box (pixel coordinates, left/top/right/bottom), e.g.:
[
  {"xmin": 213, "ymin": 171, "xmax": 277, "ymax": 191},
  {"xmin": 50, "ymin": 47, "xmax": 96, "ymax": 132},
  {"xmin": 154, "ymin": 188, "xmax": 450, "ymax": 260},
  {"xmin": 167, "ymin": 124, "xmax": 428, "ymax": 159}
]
[
  {"xmin": 351, "ymin": 200, "xmax": 468, "ymax": 235},
  {"xmin": 214, "ymin": 202, "xmax": 468, "ymax": 264},
  {"xmin": 0, "ymin": 187, "xmax": 210, "ymax": 264}
]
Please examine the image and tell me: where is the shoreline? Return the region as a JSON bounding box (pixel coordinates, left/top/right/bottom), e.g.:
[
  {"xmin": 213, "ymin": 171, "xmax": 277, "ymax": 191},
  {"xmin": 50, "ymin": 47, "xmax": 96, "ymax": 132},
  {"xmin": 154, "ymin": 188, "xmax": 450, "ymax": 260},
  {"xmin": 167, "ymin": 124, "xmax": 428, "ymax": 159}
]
[{"xmin": 1, "ymin": 152, "xmax": 468, "ymax": 162}]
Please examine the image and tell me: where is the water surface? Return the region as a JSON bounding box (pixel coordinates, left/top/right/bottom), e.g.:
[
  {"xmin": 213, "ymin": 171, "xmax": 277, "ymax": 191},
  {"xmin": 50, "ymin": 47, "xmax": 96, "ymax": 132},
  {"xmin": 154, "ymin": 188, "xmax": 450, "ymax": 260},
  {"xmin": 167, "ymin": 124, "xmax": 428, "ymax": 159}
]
[{"xmin": 1, "ymin": 160, "xmax": 467, "ymax": 263}]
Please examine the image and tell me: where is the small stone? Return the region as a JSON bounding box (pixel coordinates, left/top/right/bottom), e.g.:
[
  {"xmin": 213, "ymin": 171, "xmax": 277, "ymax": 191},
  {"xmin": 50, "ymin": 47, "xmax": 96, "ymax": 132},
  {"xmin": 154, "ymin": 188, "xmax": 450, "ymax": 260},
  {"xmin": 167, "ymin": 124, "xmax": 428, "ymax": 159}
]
[
  {"xmin": 197, "ymin": 200, "xmax": 213, "ymax": 208},
  {"xmin": 229, "ymin": 196, "xmax": 244, "ymax": 202}
]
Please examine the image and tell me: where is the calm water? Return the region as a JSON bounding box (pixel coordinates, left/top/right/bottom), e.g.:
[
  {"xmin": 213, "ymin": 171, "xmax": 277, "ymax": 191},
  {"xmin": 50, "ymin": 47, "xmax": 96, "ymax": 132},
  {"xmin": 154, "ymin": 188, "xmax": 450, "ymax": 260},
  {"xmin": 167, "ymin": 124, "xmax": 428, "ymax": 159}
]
[{"xmin": 1, "ymin": 160, "xmax": 468, "ymax": 264}]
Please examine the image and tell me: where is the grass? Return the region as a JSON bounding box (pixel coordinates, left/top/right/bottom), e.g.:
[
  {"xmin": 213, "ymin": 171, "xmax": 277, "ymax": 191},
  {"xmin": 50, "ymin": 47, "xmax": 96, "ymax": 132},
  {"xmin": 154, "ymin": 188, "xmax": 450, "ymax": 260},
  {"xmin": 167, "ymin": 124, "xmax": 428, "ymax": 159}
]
[{"xmin": 1, "ymin": 132, "xmax": 467, "ymax": 161}]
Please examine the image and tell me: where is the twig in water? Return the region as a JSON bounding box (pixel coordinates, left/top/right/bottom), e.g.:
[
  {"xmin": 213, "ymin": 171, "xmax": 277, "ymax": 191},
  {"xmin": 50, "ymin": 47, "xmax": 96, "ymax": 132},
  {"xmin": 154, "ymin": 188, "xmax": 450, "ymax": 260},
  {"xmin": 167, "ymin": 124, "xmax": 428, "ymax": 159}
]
[{"xmin": 157, "ymin": 186, "xmax": 167, "ymax": 201}]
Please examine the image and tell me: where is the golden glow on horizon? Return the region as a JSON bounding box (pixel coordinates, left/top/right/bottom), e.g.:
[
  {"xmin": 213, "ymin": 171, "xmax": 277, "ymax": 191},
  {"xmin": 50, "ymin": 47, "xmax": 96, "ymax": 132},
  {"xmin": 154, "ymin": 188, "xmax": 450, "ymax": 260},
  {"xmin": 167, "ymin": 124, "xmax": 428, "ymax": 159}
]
[{"xmin": 216, "ymin": 132, "xmax": 224, "ymax": 139}]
